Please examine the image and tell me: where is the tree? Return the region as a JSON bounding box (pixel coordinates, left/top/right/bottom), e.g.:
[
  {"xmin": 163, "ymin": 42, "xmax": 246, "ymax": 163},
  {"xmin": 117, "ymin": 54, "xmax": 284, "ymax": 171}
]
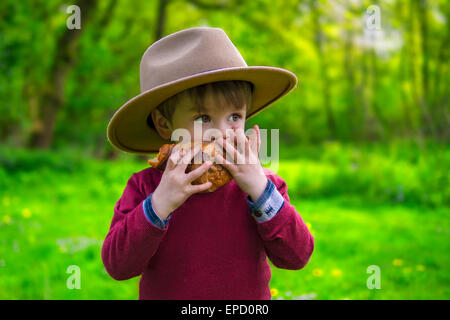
[
  {"xmin": 310, "ymin": 0, "xmax": 337, "ymax": 139},
  {"xmin": 27, "ymin": 0, "xmax": 98, "ymax": 149}
]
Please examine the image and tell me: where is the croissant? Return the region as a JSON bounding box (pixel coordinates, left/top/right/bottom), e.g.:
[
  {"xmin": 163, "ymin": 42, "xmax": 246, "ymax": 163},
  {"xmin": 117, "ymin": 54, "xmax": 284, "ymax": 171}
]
[{"xmin": 148, "ymin": 131, "xmax": 259, "ymax": 193}]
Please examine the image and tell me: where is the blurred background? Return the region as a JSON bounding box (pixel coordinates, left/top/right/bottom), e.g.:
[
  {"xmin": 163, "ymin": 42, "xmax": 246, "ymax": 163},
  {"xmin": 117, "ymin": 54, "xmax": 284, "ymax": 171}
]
[{"xmin": 0, "ymin": 0, "xmax": 448, "ymax": 299}]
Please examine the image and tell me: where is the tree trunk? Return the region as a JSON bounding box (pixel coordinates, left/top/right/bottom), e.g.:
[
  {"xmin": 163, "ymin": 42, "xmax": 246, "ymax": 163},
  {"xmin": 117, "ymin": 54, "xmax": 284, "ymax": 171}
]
[
  {"xmin": 369, "ymin": 42, "xmax": 388, "ymax": 139},
  {"xmin": 27, "ymin": 0, "xmax": 98, "ymax": 149},
  {"xmin": 310, "ymin": 0, "xmax": 337, "ymax": 140},
  {"xmin": 155, "ymin": 0, "xmax": 170, "ymax": 40},
  {"xmin": 342, "ymin": 3, "xmax": 363, "ymax": 141},
  {"xmin": 414, "ymin": 0, "xmax": 436, "ymax": 138},
  {"xmin": 430, "ymin": 26, "xmax": 450, "ymax": 140},
  {"xmin": 396, "ymin": 0, "xmax": 414, "ymax": 137},
  {"xmin": 360, "ymin": 45, "xmax": 380, "ymax": 141}
]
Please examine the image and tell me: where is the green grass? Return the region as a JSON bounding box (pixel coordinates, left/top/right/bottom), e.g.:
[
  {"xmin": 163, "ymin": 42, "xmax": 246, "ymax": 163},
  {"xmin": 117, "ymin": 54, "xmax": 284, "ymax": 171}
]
[
  {"xmin": 269, "ymin": 198, "xmax": 449, "ymax": 300},
  {"xmin": 0, "ymin": 143, "xmax": 448, "ymax": 299}
]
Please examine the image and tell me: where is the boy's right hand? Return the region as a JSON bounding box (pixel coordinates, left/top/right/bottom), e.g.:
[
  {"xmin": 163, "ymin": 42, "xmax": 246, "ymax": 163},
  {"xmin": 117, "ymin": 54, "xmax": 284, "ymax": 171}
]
[{"xmin": 151, "ymin": 144, "xmax": 213, "ymax": 221}]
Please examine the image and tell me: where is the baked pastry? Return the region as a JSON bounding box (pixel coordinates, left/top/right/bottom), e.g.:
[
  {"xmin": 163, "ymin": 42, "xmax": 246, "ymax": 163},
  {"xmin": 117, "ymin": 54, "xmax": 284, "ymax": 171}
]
[
  {"xmin": 148, "ymin": 131, "xmax": 259, "ymax": 193},
  {"xmin": 148, "ymin": 140, "xmax": 231, "ymax": 192}
]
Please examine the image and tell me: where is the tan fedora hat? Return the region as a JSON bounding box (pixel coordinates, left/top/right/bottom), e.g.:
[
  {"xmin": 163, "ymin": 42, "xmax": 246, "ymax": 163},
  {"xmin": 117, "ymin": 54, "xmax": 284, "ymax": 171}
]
[{"xmin": 107, "ymin": 27, "xmax": 298, "ymax": 154}]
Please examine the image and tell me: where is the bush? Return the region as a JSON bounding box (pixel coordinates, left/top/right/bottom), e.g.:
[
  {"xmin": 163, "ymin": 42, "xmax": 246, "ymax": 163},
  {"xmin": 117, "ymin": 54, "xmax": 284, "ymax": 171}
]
[{"xmin": 277, "ymin": 141, "xmax": 449, "ymax": 208}]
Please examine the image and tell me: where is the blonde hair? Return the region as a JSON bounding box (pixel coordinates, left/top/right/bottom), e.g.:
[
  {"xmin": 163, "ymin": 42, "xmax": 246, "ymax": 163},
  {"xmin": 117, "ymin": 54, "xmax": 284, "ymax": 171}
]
[{"xmin": 147, "ymin": 80, "xmax": 254, "ymax": 129}]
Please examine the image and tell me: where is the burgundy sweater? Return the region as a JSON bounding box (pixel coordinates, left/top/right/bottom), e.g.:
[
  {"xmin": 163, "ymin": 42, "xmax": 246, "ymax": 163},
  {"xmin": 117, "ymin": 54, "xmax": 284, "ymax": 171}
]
[{"xmin": 101, "ymin": 167, "xmax": 314, "ymax": 300}]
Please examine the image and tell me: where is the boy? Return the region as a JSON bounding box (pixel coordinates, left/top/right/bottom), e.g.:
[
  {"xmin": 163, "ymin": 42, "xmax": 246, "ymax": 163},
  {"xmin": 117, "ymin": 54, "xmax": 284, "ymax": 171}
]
[{"xmin": 103, "ymin": 27, "xmax": 314, "ymax": 300}]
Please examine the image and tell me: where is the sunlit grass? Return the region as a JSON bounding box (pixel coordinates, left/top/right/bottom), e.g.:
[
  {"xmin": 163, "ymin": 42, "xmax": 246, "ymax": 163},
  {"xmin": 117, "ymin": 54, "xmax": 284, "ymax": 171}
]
[
  {"xmin": 269, "ymin": 198, "xmax": 449, "ymax": 300},
  {"xmin": 0, "ymin": 143, "xmax": 448, "ymax": 299}
]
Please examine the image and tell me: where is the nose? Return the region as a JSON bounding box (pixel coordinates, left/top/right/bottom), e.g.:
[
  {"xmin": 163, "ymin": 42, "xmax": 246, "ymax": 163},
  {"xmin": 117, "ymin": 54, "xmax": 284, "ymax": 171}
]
[
  {"xmin": 204, "ymin": 112, "xmax": 242, "ymax": 142},
  {"xmin": 206, "ymin": 123, "xmax": 233, "ymax": 142}
]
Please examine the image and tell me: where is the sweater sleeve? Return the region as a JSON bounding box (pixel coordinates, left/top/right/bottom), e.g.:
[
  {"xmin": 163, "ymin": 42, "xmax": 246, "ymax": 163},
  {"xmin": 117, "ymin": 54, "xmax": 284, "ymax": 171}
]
[
  {"xmin": 255, "ymin": 174, "xmax": 315, "ymax": 270},
  {"xmin": 101, "ymin": 174, "xmax": 168, "ymax": 281}
]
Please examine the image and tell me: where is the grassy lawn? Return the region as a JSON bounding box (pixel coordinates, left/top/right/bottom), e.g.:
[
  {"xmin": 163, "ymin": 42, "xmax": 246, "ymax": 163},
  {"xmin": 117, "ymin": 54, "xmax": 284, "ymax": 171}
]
[
  {"xmin": 269, "ymin": 198, "xmax": 449, "ymax": 300},
  {"xmin": 0, "ymin": 144, "xmax": 448, "ymax": 299}
]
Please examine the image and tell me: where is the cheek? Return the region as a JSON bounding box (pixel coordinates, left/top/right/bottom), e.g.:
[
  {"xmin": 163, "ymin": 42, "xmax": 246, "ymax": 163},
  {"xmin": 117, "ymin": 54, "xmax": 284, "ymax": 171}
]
[
  {"xmin": 170, "ymin": 122, "xmax": 196, "ymax": 142},
  {"xmin": 232, "ymin": 119, "xmax": 245, "ymax": 131}
]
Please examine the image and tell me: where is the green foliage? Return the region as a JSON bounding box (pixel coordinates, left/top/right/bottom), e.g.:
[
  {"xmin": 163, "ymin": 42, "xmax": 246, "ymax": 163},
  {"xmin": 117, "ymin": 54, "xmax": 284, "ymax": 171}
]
[
  {"xmin": 278, "ymin": 141, "xmax": 449, "ymax": 208},
  {"xmin": 1, "ymin": 0, "xmax": 449, "ymax": 151}
]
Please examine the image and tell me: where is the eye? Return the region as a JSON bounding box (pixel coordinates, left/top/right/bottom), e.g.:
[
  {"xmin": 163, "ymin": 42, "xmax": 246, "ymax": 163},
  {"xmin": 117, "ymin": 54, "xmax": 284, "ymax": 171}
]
[
  {"xmin": 229, "ymin": 113, "xmax": 242, "ymax": 122},
  {"xmin": 194, "ymin": 115, "xmax": 210, "ymax": 123}
]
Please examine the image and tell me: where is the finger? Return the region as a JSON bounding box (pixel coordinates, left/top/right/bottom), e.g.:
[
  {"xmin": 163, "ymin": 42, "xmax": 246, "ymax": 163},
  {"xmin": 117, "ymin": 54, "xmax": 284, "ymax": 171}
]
[
  {"xmin": 248, "ymin": 125, "xmax": 260, "ymax": 156},
  {"xmin": 215, "ymin": 153, "xmax": 235, "ymax": 173},
  {"xmin": 255, "ymin": 124, "xmax": 261, "ymax": 153},
  {"xmin": 244, "ymin": 138, "xmax": 253, "ymax": 164},
  {"xmin": 235, "ymin": 129, "xmax": 248, "ymax": 160},
  {"xmin": 247, "ymin": 132, "xmax": 256, "ymax": 156},
  {"xmin": 225, "ymin": 135, "xmax": 246, "ymax": 164},
  {"xmin": 224, "ymin": 128, "xmax": 234, "ymax": 140},
  {"xmin": 187, "ymin": 181, "xmax": 213, "ymax": 194},
  {"xmin": 185, "ymin": 160, "xmax": 212, "ymax": 183},
  {"xmin": 166, "ymin": 147, "xmax": 183, "ymax": 171},
  {"xmin": 177, "ymin": 143, "xmax": 203, "ymax": 171},
  {"xmin": 215, "ymin": 137, "xmax": 237, "ymax": 164},
  {"xmin": 228, "ymin": 129, "xmax": 240, "ymax": 149}
]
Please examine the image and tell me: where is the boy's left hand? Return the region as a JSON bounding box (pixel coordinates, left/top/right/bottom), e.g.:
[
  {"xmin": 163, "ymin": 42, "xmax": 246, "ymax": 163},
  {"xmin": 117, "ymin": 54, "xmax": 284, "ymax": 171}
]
[{"xmin": 214, "ymin": 125, "xmax": 268, "ymax": 202}]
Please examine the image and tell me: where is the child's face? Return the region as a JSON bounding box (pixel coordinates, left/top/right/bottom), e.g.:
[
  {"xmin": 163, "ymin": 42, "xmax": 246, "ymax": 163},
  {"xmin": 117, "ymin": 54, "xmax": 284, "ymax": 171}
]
[{"xmin": 166, "ymin": 87, "xmax": 247, "ymax": 142}]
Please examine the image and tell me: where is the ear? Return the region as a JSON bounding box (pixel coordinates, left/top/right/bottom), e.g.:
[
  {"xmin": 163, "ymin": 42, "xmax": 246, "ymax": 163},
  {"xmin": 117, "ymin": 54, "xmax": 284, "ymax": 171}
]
[{"xmin": 151, "ymin": 109, "xmax": 172, "ymax": 140}]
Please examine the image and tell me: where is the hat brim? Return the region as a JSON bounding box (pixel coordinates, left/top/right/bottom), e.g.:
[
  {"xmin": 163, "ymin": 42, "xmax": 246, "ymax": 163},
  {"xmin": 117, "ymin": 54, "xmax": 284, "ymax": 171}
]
[{"xmin": 107, "ymin": 66, "xmax": 297, "ymax": 154}]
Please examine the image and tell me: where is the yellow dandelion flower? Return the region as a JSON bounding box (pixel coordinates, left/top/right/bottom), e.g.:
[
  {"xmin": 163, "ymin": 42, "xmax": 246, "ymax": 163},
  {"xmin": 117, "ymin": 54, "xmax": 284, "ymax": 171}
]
[
  {"xmin": 313, "ymin": 269, "xmax": 323, "ymax": 277},
  {"xmin": 416, "ymin": 265, "xmax": 425, "ymax": 272},
  {"xmin": 270, "ymin": 288, "xmax": 279, "ymax": 297},
  {"xmin": 2, "ymin": 197, "xmax": 10, "ymax": 206},
  {"xmin": 2, "ymin": 215, "xmax": 11, "ymax": 224},
  {"xmin": 393, "ymin": 259, "xmax": 403, "ymax": 266},
  {"xmin": 332, "ymin": 269, "xmax": 342, "ymax": 277},
  {"xmin": 306, "ymin": 222, "xmax": 312, "ymax": 229},
  {"xmin": 22, "ymin": 208, "xmax": 32, "ymax": 218}
]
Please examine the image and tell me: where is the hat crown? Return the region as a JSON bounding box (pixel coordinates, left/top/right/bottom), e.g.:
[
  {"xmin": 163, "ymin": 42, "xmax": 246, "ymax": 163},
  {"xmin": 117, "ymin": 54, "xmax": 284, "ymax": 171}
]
[{"xmin": 139, "ymin": 27, "xmax": 247, "ymax": 92}]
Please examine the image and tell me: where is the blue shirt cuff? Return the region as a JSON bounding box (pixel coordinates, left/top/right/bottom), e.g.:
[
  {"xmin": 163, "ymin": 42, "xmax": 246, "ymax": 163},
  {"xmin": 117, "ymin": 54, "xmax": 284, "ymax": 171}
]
[
  {"xmin": 246, "ymin": 178, "xmax": 285, "ymax": 223},
  {"xmin": 143, "ymin": 193, "xmax": 171, "ymax": 229}
]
